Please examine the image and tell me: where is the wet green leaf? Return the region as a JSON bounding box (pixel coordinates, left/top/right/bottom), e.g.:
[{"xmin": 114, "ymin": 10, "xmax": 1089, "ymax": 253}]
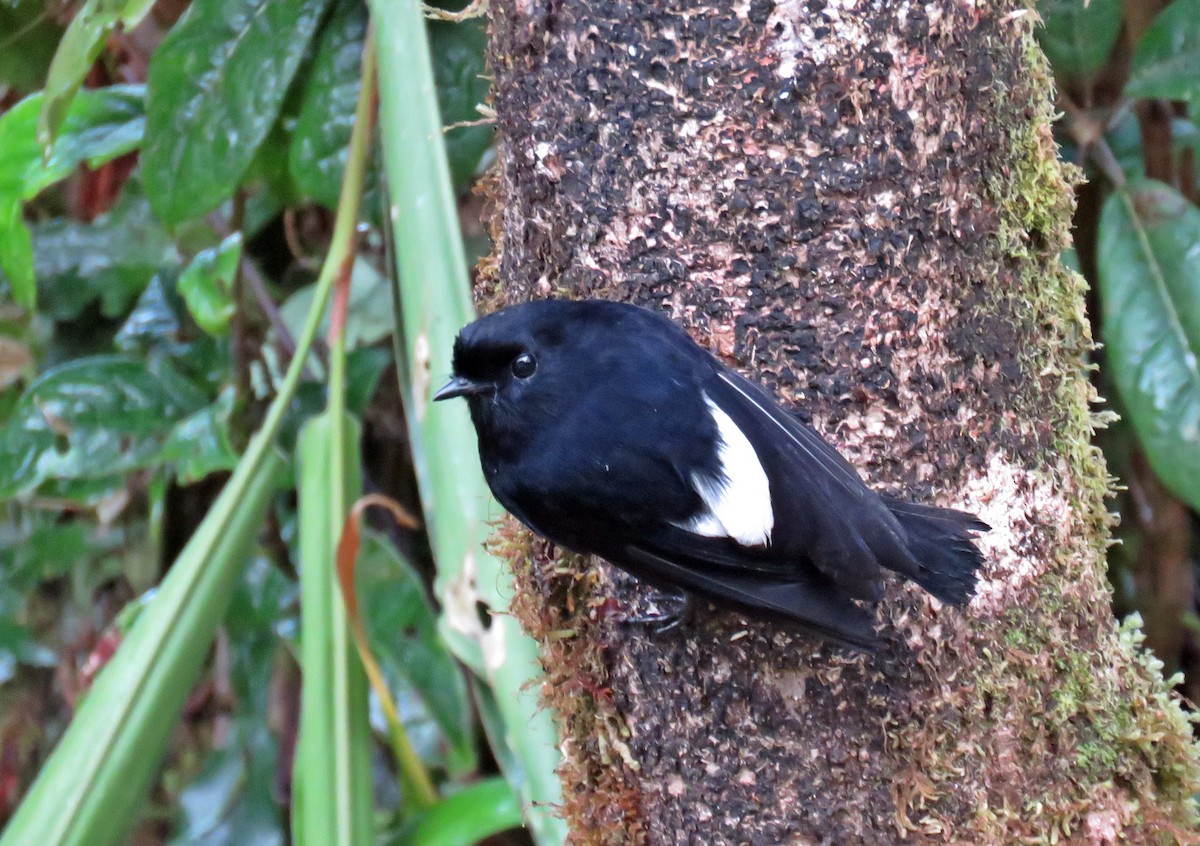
[
  {"xmin": 429, "ymin": 18, "xmax": 493, "ymax": 191},
  {"xmin": 37, "ymin": 0, "xmax": 155, "ymax": 148},
  {"xmin": 143, "ymin": 0, "xmax": 333, "ymax": 225},
  {"xmin": 358, "ymin": 529, "xmax": 476, "ymax": 775},
  {"xmin": 162, "ymin": 390, "xmax": 240, "ymax": 484},
  {"xmin": 0, "ymin": 84, "xmax": 145, "ymax": 199},
  {"xmin": 1035, "ymin": 0, "xmax": 1122, "ymax": 78},
  {"xmin": 0, "ymin": 356, "xmax": 208, "ymax": 497},
  {"xmin": 1099, "ymin": 179, "xmax": 1200, "ymax": 511},
  {"xmin": 169, "ymin": 560, "xmax": 288, "ymax": 846},
  {"xmin": 33, "ymin": 186, "xmax": 176, "ymax": 321},
  {"xmin": 0, "ymin": 197, "xmax": 35, "ymax": 311},
  {"xmin": 178, "ymin": 233, "xmax": 243, "ymax": 337},
  {"xmin": 1126, "ymin": 0, "xmax": 1200, "ymax": 103},
  {"xmin": 290, "ymin": 0, "xmax": 369, "ymax": 209}
]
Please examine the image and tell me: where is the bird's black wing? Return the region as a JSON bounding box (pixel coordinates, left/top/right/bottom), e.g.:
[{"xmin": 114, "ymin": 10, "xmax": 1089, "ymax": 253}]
[
  {"xmin": 613, "ymin": 540, "xmax": 877, "ymax": 648},
  {"xmin": 703, "ymin": 369, "xmax": 921, "ymax": 601}
]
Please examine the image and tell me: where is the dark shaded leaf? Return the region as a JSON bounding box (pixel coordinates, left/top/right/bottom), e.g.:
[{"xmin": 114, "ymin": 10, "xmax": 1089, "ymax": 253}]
[
  {"xmin": 178, "ymin": 233, "xmax": 242, "ymax": 337},
  {"xmin": 1099, "ymin": 179, "xmax": 1200, "ymax": 511},
  {"xmin": 1035, "ymin": 0, "xmax": 1122, "ymax": 78},
  {"xmin": 33, "ymin": 185, "xmax": 176, "ymax": 321},
  {"xmin": 143, "ymin": 0, "xmax": 333, "ymax": 225},
  {"xmin": 358, "ymin": 529, "xmax": 476, "ymax": 775},
  {"xmin": 169, "ymin": 560, "xmax": 289, "ymax": 846},
  {"xmin": 1126, "ymin": 0, "xmax": 1200, "ymax": 103},
  {"xmin": 37, "ymin": 0, "xmax": 154, "ymax": 147},
  {"xmin": 290, "ymin": 0, "xmax": 368, "ymax": 208},
  {"xmin": 0, "ymin": 0, "xmax": 63, "ymax": 93},
  {"xmin": 429, "ymin": 18, "xmax": 493, "ymax": 191},
  {"xmin": 346, "ymin": 346, "xmax": 390, "ymax": 416},
  {"xmin": 0, "ymin": 356, "xmax": 208, "ymax": 497}
]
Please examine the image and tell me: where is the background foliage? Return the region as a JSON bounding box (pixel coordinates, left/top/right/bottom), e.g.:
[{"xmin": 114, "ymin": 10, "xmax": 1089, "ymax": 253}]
[
  {"xmin": 0, "ymin": 0, "xmax": 1196, "ymax": 842},
  {"xmin": 1037, "ymin": 0, "xmax": 1200, "ymax": 707}
]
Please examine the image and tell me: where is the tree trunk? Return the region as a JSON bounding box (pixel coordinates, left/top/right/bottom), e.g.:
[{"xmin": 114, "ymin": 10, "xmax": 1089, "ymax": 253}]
[{"xmin": 481, "ymin": 1, "xmax": 1200, "ymax": 842}]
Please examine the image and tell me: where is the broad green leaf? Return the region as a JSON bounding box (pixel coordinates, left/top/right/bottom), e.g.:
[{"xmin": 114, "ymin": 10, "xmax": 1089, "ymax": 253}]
[
  {"xmin": 0, "ymin": 0, "xmax": 63, "ymax": 93},
  {"xmin": 178, "ymin": 233, "xmax": 242, "ymax": 336},
  {"xmin": 1099, "ymin": 179, "xmax": 1200, "ymax": 511},
  {"xmin": 290, "ymin": 0, "xmax": 368, "ymax": 208},
  {"xmin": 383, "ymin": 778, "xmax": 522, "ymax": 846},
  {"xmin": 37, "ymin": 0, "xmax": 155, "ymax": 148},
  {"xmin": 0, "ymin": 197, "xmax": 35, "ymax": 311},
  {"xmin": 143, "ymin": 0, "xmax": 332, "ymax": 225},
  {"xmin": 0, "ymin": 356, "xmax": 207, "ymax": 497},
  {"xmin": 359, "ymin": 529, "xmax": 477, "ymax": 775},
  {"xmin": 0, "ymin": 84, "xmax": 145, "ymax": 199},
  {"xmin": 162, "ymin": 390, "xmax": 240, "ymax": 484},
  {"xmin": 1035, "ymin": 0, "xmax": 1122, "ymax": 78},
  {"xmin": 429, "ymin": 18, "xmax": 493, "ymax": 191},
  {"xmin": 1126, "ymin": 0, "xmax": 1200, "ymax": 103},
  {"xmin": 33, "ymin": 186, "xmax": 176, "ymax": 321}
]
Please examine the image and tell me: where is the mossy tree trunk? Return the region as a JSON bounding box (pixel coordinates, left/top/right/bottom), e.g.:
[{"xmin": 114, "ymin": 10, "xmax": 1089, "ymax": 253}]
[{"xmin": 480, "ymin": 0, "xmax": 1200, "ymax": 842}]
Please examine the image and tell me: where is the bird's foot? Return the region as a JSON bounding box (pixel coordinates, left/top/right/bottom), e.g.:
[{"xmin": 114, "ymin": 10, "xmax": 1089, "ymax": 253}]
[{"xmin": 618, "ymin": 590, "xmax": 697, "ymax": 633}]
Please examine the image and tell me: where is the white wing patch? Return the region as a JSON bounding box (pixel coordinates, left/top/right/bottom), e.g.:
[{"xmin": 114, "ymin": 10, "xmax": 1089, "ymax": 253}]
[{"xmin": 675, "ymin": 393, "xmax": 774, "ymax": 547}]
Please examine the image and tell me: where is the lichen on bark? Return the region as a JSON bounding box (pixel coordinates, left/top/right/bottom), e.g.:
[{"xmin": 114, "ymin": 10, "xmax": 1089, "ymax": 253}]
[{"xmin": 480, "ymin": 0, "xmax": 1200, "ymax": 843}]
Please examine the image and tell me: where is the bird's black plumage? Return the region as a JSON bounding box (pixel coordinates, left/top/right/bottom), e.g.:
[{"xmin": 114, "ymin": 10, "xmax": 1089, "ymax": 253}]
[{"xmin": 435, "ymin": 299, "xmax": 988, "ymax": 647}]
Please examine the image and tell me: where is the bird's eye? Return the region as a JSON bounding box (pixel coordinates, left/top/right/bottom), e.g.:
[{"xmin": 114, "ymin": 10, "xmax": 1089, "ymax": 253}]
[{"xmin": 511, "ymin": 352, "xmax": 537, "ymax": 379}]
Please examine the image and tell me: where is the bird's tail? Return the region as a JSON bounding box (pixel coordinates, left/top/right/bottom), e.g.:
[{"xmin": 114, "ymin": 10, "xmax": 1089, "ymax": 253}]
[{"xmin": 883, "ymin": 498, "xmax": 988, "ymax": 607}]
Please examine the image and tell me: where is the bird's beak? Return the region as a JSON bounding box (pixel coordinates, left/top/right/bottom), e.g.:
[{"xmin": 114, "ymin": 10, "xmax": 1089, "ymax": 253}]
[{"xmin": 433, "ymin": 375, "xmax": 493, "ymax": 401}]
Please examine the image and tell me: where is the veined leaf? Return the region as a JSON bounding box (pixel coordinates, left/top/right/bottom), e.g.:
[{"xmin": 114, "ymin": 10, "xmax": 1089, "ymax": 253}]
[
  {"xmin": 1126, "ymin": 0, "xmax": 1200, "ymax": 103},
  {"xmin": 1099, "ymin": 179, "xmax": 1200, "ymax": 511},
  {"xmin": 143, "ymin": 0, "xmax": 332, "ymax": 225},
  {"xmin": 0, "ymin": 356, "xmax": 207, "ymax": 497}
]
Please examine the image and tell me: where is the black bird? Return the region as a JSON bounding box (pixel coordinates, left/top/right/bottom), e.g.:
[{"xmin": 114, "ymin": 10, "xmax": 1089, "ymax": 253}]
[{"xmin": 434, "ymin": 299, "xmax": 987, "ymax": 647}]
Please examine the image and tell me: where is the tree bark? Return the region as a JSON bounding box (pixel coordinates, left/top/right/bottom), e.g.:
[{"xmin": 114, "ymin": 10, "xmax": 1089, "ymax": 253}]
[{"xmin": 481, "ymin": 1, "xmax": 1200, "ymax": 843}]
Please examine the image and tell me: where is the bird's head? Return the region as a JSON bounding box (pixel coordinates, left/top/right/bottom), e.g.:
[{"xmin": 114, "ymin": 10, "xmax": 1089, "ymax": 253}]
[{"xmin": 433, "ymin": 299, "xmax": 676, "ymax": 447}]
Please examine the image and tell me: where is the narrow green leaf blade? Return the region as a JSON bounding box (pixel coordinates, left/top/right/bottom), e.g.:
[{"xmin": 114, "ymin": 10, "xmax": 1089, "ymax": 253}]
[
  {"xmin": 143, "ymin": 0, "xmax": 332, "ymax": 225},
  {"xmin": 1126, "ymin": 0, "xmax": 1200, "ymax": 103},
  {"xmin": 293, "ymin": 412, "xmax": 374, "ymax": 846},
  {"xmin": 370, "ymin": 3, "xmax": 565, "ymax": 843},
  {"xmin": 1099, "ymin": 178, "xmax": 1200, "ymax": 511},
  {"xmin": 0, "ymin": 450, "xmax": 283, "ymax": 846}
]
